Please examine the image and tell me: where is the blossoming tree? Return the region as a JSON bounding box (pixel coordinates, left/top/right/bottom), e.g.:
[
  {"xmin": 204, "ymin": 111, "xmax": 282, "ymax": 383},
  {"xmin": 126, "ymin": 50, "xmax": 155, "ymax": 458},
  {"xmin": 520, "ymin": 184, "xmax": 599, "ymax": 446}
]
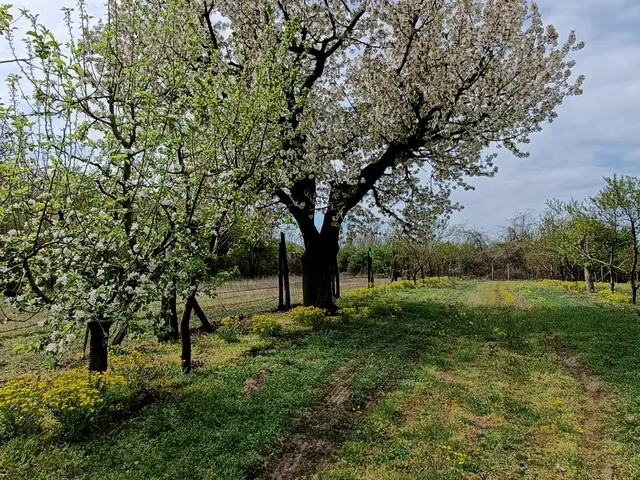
[
  {"xmin": 0, "ymin": 0, "xmax": 290, "ymax": 371},
  {"xmin": 205, "ymin": 0, "xmax": 585, "ymax": 309}
]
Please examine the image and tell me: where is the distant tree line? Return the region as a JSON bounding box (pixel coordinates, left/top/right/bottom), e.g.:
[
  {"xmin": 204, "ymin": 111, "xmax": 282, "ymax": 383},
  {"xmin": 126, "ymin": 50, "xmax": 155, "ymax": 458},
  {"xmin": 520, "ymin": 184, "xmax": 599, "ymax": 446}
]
[
  {"xmin": 331, "ymin": 175, "xmax": 640, "ymax": 304},
  {"xmin": 220, "ymin": 175, "xmax": 640, "ymax": 302}
]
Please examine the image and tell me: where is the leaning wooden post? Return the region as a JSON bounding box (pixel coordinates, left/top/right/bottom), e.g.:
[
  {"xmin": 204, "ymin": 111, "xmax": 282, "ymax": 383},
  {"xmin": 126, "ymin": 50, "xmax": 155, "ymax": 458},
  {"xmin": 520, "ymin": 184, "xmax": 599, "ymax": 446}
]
[
  {"xmin": 281, "ymin": 232, "xmax": 291, "ymax": 310},
  {"xmin": 278, "ymin": 233, "xmax": 285, "ymax": 310},
  {"xmin": 367, "ymin": 248, "xmax": 374, "ymax": 288}
]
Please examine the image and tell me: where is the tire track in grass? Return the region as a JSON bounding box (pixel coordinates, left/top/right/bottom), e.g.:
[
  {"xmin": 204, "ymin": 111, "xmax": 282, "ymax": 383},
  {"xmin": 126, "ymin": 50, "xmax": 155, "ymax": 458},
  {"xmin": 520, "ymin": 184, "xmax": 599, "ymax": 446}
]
[
  {"xmin": 316, "ymin": 290, "xmax": 622, "ymax": 479},
  {"xmin": 252, "ymin": 336, "xmax": 430, "ymax": 480},
  {"xmin": 318, "ymin": 334, "xmax": 621, "ymax": 479},
  {"xmin": 467, "ymin": 281, "xmax": 531, "ymax": 309},
  {"xmin": 547, "ymin": 335, "xmax": 617, "ymax": 479}
]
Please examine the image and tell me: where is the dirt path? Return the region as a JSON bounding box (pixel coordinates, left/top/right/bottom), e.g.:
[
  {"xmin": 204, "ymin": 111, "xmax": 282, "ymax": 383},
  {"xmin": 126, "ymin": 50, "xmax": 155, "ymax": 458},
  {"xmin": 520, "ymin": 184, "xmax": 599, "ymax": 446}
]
[
  {"xmin": 250, "ymin": 365, "xmax": 360, "ymax": 480},
  {"xmin": 547, "ymin": 335, "xmax": 618, "ymax": 479}
]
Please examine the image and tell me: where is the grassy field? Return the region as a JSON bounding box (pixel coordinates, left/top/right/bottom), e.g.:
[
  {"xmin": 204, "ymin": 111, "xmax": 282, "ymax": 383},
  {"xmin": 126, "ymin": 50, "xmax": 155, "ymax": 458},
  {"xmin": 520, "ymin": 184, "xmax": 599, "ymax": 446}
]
[{"xmin": 1, "ymin": 279, "xmax": 640, "ymax": 479}]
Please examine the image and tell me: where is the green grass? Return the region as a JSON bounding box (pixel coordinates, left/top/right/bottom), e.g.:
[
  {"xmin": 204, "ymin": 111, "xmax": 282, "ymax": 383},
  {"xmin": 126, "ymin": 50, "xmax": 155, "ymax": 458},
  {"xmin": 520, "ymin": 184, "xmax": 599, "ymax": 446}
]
[{"xmin": 2, "ymin": 280, "xmax": 640, "ymax": 479}]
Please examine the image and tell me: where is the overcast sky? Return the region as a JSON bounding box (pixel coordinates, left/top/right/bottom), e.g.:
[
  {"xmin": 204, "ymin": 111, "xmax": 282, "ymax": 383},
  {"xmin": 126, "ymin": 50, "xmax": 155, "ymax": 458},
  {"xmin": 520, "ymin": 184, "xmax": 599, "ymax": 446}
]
[
  {"xmin": 450, "ymin": 0, "xmax": 640, "ymax": 235},
  {"xmin": 3, "ymin": 0, "xmax": 638, "ymax": 238}
]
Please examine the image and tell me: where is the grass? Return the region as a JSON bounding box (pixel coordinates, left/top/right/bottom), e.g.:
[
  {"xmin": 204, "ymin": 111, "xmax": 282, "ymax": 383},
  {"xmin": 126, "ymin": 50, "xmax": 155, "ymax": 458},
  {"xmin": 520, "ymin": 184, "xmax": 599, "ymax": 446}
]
[{"xmin": 2, "ymin": 279, "xmax": 640, "ymax": 479}]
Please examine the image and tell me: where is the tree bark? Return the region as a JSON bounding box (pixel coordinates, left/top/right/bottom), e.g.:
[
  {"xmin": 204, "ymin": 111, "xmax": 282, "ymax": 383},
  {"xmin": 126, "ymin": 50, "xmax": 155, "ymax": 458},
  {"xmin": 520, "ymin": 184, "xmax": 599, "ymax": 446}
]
[
  {"xmin": 110, "ymin": 324, "xmax": 126, "ymax": 346},
  {"xmin": 631, "ymin": 222, "xmax": 638, "ymax": 305},
  {"xmin": 181, "ymin": 297, "xmax": 194, "ymax": 374},
  {"xmin": 191, "ymin": 297, "xmax": 213, "ymax": 332},
  {"xmin": 301, "ymin": 228, "xmax": 339, "ymax": 311},
  {"xmin": 333, "ymin": 255, "xmax": 341, "ymax": 299},
  {"xmin": 88, "ymin": 321, "xmax": 112, "ymax": 372},
  {"xmin": 584, "ymin": 265, "xmax": 595, "ymax": 293},
  {"xmin": 159, "ymin": 287, "xmax": 179, "ymax": 341},
  {"xmin": 609, "ymin": 245, "xmax": 615, "ymax": 293}
]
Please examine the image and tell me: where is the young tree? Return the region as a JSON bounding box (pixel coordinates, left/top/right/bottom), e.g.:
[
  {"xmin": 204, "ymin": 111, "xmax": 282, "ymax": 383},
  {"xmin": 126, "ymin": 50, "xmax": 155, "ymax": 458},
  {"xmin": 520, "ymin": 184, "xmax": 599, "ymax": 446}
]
[
  {"xmin": 394, "ymin": 220, "xmax": 448, "ymax": 283},
  {"xmin": 208, "ymin": 0, "xmax": 585, "ymax": 308},
  {"xmin": 586, "ymin": 191, "xmax": 628, "ymax": 293},
  {"xmin": 543, "ymin": 200, "xmax": 611, "ymax": 293},
  {"xmin": 0, "ymin": 0, "xmax": 290, "ymax": 370},
  {"xmin": 593, "ymin": 176, "xmax": 640, "ymax": 303}
]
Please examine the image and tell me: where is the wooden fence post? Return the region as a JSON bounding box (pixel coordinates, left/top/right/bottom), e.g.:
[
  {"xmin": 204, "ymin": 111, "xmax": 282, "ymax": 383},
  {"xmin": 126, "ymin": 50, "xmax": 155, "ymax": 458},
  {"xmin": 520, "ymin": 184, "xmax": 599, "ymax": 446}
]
[
  {"xmin": 279, "ymin": 232, "xmax": 291, "ymax": 310},
  {"xmin": 278, "ymin": 234, "xmax": 284, "ymax": 310}
]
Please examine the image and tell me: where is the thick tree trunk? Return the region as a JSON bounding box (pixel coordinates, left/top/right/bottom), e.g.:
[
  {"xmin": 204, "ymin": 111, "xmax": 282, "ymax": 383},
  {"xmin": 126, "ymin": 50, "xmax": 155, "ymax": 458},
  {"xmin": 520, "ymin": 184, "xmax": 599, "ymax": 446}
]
[
  {"xmin": 88, "ymin": 321, "xmax": 112, "ymax": 372},
  {"xmin": 584, "ymin": 266, "xmax": 595, "ymax": 293},
  {"xmin": 334, "ymin": 255, "xmax": 341, "ymax": 299},
  {"xmin": 301, "ymin": 229, "xmax": 339, "ymax": 311},
  {"xmin": 631, "ymin": 223, "xmax": 638, "ymax": 305}
]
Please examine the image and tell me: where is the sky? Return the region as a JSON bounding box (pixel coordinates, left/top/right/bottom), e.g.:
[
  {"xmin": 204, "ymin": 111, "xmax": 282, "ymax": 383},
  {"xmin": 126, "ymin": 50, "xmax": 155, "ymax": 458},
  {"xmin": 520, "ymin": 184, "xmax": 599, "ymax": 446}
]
[
  {"xmin": 450, "ymin": 0, "xmax": 640, "ymax": 235},
  {"xmin": 2, "ymin": 0, "xmax": 639, "ymax": 238}
]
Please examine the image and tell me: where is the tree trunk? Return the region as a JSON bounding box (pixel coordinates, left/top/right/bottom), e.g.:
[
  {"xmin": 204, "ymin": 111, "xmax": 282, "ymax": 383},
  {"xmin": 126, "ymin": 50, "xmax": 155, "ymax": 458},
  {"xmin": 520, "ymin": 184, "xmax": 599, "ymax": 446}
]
[
  {"xmin": 159, "ymin": 287, "xmax": 179, "ymax": 341},
  {"xmin": 584, "ymin": 265, "xmax": 595, "ymax": 293},
  {"xmin": 88, "ymin": 321, "xmax": 112, "ymax": 372},
  {"xmin": 609, "ymin": 268, "xmax": 615, "ymax": 293},
  {"xmin": 191, "ymin": 297, "xmax": 213, "ymax": 332},
  {"xmin": 110, "ymin": 324, "xmax": 126, "ymax": 346},
  {"xmin": 181, "ymin": 297, "xmax": 194, "ymax": 374},
  {"xmin": 301, "ymin": 229, "xmax": 339, "ymax": 311},
  {"xmin": 609, "ymin": 246, "xmax": 615, "ymax": 293},
  {"xmin": 334, "ymin": 255, "xmax": 341, "ymax": 299},
  {"xmin": 631, "ymin": 222, "xmax": 638, "ymax": 305}
]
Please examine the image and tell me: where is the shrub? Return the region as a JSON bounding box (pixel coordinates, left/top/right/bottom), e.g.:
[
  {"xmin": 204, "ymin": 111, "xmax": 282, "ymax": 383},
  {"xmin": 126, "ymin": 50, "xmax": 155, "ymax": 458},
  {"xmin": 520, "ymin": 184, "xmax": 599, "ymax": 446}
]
[
  {"xmin": 217, "ymin": 325, "xmax": 240, "ymax": 343},
  {"xmin": 422, "ymin": 276, "xmax": 457, "ymax": 288},
  {"xmin": 220, "ymin": 315, "xmax": 252, "ymax": 335},
  {"xmin": 251, "ymin": 315, "xmax": 283, "ymax": 337},
  {"xmin": 0, "ymin": 369, "xmax": 129, "ymax": 439},
  {"xmin": 339, "ymin": 287, "xmax": 380, "ymax": 308},
  {"xmin": 538, "ymin": 280, "xmax": 586, "ymax": 293},
  {"xmin": 597, "ymin": 290, "xmax": 631, "ymax": 304},
  {"xmin": 218, "ymin": 317, "xmax": 242, "ymax": 343},
  {"xmin": 110, "ymin": 348, "xmax": 153, "ymax": 387},
  {"xmin": 289, "ymin": 306, "xmax": 327, "ymax": 329},
  {"xmin": 337, "ymin": 306, "xmax": 370, "ymax": 323},
  {"xmin": 369, "ymin": 299, "xmax": 403, "ymax": 317},
  {"xmin": 389, "ymin": 280, "xmax": 416, "ymax": 289}
]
